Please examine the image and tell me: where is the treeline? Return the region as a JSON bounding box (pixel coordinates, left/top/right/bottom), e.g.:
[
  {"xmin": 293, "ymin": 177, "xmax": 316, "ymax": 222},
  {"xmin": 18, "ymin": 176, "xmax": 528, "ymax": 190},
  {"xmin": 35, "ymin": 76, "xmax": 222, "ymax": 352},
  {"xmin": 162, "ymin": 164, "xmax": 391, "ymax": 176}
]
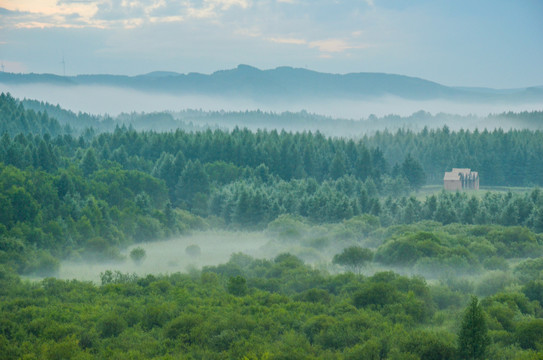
[
  {"xmin": 3, "ymin": 92, "xmax": 543, "ymax": 274},
  {"xmin": 15, "ymin": 93, "xmax": 543, "ymax": 187},
  {"xmin": 2, "ymin": 93, "xmax": 543, "ymax": 358},
  {"xmin": 0, "ymin": 161, "xmax": 205, "ymax": 275},
  {"xmin": 0, "ymin": 93, "xmax": 66, "ymax": 137},
  {"xmin": 364, "ymin": 126, "xmax": 543, "ymax": 186},
  {"xmin": 18, "ymin": 92, "xmax": 543, "ymax": 136},
  {"xmin": 265, "ymin": 214, "xmax": 543, "ymax": 280},
  {"xmin": 22, "ymin": 98, "xmax": 209, "ymax": 133}
]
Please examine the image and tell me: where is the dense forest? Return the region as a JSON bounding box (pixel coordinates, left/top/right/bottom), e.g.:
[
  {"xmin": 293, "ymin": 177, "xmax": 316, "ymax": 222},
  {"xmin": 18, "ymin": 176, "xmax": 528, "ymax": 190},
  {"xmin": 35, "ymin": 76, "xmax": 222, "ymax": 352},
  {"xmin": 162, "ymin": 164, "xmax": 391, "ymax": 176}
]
[{"xmin": 1, "ymin": 92, "xmax": 543, "ymax": 358}]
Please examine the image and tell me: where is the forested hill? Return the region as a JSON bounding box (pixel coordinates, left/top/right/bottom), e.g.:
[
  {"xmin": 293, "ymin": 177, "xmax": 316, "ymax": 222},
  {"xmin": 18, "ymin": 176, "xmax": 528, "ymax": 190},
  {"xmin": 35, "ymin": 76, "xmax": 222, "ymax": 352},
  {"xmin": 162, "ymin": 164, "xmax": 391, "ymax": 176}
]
[
  {"xmin": 2, "ymin": 92, "xmax": 543, "ymax": 277},
  {"xmin": 3, "ymin": 65, "xmax": 543, "ymax": 102},
  {"xmin": 5, "ymin": 93, "xmax": 543, "ymax": 187},
  {"xmin": 16, "ymin": 93, "xmax": 543, "ymax": 136},
  {"xmin": 364, "ymin": 126, "xmax": 543, "ymax": 186},
  {"xmin": 0, "ymin": 93, "xmax": 66, "ymax": 136},
  {"xmin": 3, "ymin": 95, "xmax": 543, "ymax": 359}
]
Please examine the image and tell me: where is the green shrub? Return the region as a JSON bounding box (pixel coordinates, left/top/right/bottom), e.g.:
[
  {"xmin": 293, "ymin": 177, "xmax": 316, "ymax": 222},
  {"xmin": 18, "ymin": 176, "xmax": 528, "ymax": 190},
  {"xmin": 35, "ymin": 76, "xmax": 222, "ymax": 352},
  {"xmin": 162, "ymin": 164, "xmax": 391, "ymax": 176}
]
[
  {"xmin": 227, "ymin": 276, "xmax": 248, "ymax": 296},
  {"xmin": 98, "ymin": 313, "xmax": 126, "ymax": 338},
  {"xmin": 129, "ymin": 247, "xmax": 146, "ymax": 264},
  {"xmin": 185, "ymin": 244, "xmax": 201, "ymax": 257}
]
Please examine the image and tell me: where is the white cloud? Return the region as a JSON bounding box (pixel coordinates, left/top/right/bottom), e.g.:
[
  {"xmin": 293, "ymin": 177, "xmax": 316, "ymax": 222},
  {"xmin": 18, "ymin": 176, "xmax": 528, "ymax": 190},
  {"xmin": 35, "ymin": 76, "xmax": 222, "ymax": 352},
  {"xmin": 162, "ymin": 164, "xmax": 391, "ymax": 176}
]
[
  {"xmin": 309, "ymin": 38, "xmax": 372, "ymax": 53},
  {"xmin": 183, "ymin": 0, "xmax": 251, "ymax": 19},
  {"xmin": 235, "ymin": 27, "xmax": 262, "ymax": 37},
  {"xmin": 149, "ymin": 15, "xmax": 184, "ymax": 23},
  {"xmin": 0, "ymin": 0, "xmax": 251, "ymax": 28},
  {"xmin": 309, "ymin": 39, "xmax": 350, "ymax": 53},
  {"xmin": 268, "ymin": 37, "xmax": 306, "ymax": 45},
  {"xmin": 185, "ymin": 4, "xmax": 217, "ymax": 19},
  {"xmin": 210, "ymin": 0, "xmax": 251, "ymax": 10}
]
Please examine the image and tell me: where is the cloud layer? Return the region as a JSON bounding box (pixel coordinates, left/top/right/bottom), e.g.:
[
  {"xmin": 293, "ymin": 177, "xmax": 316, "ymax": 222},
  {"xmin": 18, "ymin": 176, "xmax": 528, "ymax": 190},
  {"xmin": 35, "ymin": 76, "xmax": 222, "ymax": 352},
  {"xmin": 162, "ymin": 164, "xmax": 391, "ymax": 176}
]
[{"xmin": 0, "ymin": 0, "xmax": 542, "ymax": 88}]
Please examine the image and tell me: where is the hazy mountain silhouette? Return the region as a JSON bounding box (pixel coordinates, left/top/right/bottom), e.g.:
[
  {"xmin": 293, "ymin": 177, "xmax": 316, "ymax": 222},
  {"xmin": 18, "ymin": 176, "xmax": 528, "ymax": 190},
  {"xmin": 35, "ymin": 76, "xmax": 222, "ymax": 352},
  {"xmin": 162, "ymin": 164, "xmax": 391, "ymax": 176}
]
[{"xmin": 1, "ymin": 65, "xmax": 542, "ymax": 103}]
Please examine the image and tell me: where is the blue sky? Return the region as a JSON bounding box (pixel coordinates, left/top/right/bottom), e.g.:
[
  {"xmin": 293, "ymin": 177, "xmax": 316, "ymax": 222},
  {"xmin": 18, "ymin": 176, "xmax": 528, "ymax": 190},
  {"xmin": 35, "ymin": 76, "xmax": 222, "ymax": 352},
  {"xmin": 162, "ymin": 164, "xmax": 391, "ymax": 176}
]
[{"xmin": 0, "ymin": 0, "xmax": 542, "ymax": 88}]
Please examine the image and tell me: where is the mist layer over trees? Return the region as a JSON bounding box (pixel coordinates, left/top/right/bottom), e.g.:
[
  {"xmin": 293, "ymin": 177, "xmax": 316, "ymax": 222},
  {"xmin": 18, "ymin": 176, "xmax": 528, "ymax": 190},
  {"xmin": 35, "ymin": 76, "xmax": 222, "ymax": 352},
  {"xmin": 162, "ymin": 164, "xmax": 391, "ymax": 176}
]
[
  {"xmin": 16, "ymin": 92, "xmax": 543, "ymax": 136},
  {"xmin": 1, "ymin": 92, "xmax": 543, "ymax": 358}
]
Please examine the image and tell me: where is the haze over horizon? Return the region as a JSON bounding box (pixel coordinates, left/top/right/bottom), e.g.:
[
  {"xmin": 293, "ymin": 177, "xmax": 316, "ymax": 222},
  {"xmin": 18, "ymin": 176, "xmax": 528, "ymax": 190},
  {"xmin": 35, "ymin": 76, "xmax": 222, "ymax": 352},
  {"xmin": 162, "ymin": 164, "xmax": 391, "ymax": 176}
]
[{"xmin": 1, "ymin": 0, "xmax": 542, "ymax": 89}]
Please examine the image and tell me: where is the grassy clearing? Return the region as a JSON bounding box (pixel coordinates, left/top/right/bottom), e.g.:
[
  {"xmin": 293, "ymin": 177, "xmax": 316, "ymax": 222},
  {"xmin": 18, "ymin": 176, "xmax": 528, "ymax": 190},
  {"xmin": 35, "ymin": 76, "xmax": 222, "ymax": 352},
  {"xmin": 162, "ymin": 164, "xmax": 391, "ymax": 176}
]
[{"xmin": 415, "ymin": 184, "xmax": 534, "ymax": 200}]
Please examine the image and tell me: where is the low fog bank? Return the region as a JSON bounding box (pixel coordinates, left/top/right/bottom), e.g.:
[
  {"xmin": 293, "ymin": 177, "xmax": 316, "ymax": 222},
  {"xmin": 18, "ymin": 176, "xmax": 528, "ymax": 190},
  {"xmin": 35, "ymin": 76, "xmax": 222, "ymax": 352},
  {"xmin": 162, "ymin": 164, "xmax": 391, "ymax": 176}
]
[
  {"xmin": 56, "ymin": 231, "xmax": 271, "ymax": 283},
  {"xmin": 3, "ymin": 83, "xmax": 542, "ymax": 128},
  {"xmin": 47, "ymin": 229, "xmax": 375, "ymax": 283},
  {"xmin": 51, "ymin": 228, "xmax": 371, "ymax": 283},
  {"xmin": 46, "ymin": 226, "xmax": 517, "ymax": 289}
]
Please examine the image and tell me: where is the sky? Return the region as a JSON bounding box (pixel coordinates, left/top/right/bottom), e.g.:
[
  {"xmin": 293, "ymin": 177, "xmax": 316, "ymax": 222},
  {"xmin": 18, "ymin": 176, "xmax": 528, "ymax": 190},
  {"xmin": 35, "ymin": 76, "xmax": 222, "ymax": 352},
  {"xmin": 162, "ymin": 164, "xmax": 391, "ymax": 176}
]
[{"xmin": 0, "ymin": 0, "xmax": 542, "ymax": 88}]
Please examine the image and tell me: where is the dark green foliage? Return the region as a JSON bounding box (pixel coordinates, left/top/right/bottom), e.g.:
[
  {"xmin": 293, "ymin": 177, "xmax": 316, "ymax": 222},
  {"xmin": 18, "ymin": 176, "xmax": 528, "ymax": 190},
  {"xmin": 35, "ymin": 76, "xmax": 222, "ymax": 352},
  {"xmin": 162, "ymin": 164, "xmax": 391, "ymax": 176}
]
[
  {"xmin": 175, "ymin": 160, "xmax": 210, "ymax": 209},
  {"xmin": 522, "ymin": 280, "xmax": 543, "ymax": 305},
  {"xmin": 5, "ymin": 94, "xmax": 543, "ymax": 235},
  {"xmin": 375, "ymin": 232, "xmax": 444, "ymax": 267},
  {"xmin": 81, "ymin": 148, "xmax": 99, "ymax": 176},
  {"xmin": 353, "ymin": 281, "xmax": 399, "ymax": 308},
  {"xmin": 458, "ymin": 297, "xmax": 490, "ymax": 360},
  {"xmin": 98, "ymin": 313, "xmax": 126, "ymax": 338},
  {"xmin": 0, "ymin": 93, "xmax": 64, "ymax": 137},
  {"xmin": 3, "ymin": 94, "xmax": 543, "ymax": 359},
  {"xmin": 364, "ymin": 125, "xmax": 543, "ymax": 187},
  {"xmin": 227, "ymin": 275, "xmax": 248, "ymax": 296},
  {"xmin": 401, "ymin": 154, "xmax": 426, "ymax": 190},
  {"xmin": 164, "ymin": 314, "xmax": 200, "ymax": 342},
  {"xmin": 400, "ymin": 331, "xmax": 456, "ymax": 360},
  {"xmin": 516, "ymin": 319, "xmax": 543, "ymax": 350}
]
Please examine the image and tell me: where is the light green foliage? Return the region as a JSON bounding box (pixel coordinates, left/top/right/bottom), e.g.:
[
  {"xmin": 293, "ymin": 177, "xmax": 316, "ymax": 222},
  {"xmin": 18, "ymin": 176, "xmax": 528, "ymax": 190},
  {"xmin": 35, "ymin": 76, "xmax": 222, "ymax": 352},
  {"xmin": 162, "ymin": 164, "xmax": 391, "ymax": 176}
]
[
  {"xmin": 515, "ymin": 258, "xmax": 543, "ymax": 284},
  {"xmin": 0, "ymin": 251, "xmax": 542, "ymax": 358},
  {"xmin": 2, "ymin": 95, "xmax": 543, "ymax": 359}
]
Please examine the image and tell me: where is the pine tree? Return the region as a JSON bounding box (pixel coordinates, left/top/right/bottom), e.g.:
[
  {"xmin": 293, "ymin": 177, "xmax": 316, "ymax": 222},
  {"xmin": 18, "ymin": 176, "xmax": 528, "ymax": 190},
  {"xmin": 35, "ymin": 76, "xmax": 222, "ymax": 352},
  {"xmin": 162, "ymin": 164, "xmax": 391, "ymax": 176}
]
[
  {"xmin": 458, "ymin": 296, "xmax": 490, "ymax": 360},
  {"xmin": 81, "ymin": 148, "xmax": 99, "ymax": 176},
  {"xmin": 175, "ymin": 160, "xmax": 210, "ymax": 208},
  {"xmin": 401, "ymin": 153, "xmax": 425, "ymax": 190},
  {"xmin": 329, "ymin": 152, "xmax": 347, "ymax": 180}
]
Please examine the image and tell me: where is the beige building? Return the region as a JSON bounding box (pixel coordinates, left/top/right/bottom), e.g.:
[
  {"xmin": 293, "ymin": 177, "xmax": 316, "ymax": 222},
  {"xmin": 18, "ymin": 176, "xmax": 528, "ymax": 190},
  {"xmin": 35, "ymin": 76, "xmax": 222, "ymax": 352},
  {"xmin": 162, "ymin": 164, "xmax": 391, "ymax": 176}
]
[{"xmin": 444, "ymin": 168, "xmax": 479, "ymax": 191}]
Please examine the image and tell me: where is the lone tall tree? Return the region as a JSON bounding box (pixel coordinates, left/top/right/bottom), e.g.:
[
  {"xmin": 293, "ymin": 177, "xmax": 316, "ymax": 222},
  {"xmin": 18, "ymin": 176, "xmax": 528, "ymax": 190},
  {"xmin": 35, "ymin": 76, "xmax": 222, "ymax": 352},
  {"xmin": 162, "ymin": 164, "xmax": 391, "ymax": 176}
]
[
  {"xmin": 458, "ymin": 296, "xmax": 490, "ymax": 360},
  {"xmin": 332, "ymin": 246, "xmax": 373, "ymax": 274}
]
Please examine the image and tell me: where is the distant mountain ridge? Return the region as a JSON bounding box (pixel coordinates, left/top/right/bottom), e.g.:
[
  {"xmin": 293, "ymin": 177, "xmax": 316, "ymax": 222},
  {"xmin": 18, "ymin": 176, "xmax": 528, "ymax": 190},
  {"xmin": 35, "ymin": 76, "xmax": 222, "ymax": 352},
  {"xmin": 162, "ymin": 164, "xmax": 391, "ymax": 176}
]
[{"xmin": 1, "ymin": 64, "xmax": 543, "ymax": 103}]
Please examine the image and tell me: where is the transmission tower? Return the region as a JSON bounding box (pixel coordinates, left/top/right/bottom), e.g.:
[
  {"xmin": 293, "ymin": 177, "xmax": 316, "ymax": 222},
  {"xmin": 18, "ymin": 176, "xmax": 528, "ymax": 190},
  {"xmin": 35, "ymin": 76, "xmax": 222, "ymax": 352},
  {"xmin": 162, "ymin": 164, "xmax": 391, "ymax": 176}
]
[{"xmin": 61, "ymin": 56, "xmax": 66, "ymax": 76}]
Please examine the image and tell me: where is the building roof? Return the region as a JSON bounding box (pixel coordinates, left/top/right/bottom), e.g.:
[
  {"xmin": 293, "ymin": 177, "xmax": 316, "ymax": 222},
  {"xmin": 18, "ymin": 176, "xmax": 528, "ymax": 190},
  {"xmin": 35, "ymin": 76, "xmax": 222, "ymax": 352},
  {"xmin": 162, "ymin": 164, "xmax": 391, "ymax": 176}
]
[
  {"xmin": 452, "ymin": 168, "xmax": 471, "ymax": 175},
  {"xmin": 444, "ymin": 172, "xmax": 460, "ymax": 181}
]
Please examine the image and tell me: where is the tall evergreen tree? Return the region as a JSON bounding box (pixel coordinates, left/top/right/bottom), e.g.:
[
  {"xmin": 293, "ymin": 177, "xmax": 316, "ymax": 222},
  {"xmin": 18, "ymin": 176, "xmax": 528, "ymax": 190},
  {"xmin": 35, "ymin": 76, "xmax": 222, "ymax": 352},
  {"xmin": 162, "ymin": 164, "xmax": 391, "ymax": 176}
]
[
  {"xmin": 458, "ymin": 296, "xmax": 490, "ymax": 360},
  {"xmin": 401, "ymin": 154, "xmax": 425, "ymax": 190},
  {"xmin": 175, "ymin": 160, "xmax": 210, "ymax": 208},
  {"xmin": 81, "ymin": 148, "xmax": 99, "ymax": 176}
]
